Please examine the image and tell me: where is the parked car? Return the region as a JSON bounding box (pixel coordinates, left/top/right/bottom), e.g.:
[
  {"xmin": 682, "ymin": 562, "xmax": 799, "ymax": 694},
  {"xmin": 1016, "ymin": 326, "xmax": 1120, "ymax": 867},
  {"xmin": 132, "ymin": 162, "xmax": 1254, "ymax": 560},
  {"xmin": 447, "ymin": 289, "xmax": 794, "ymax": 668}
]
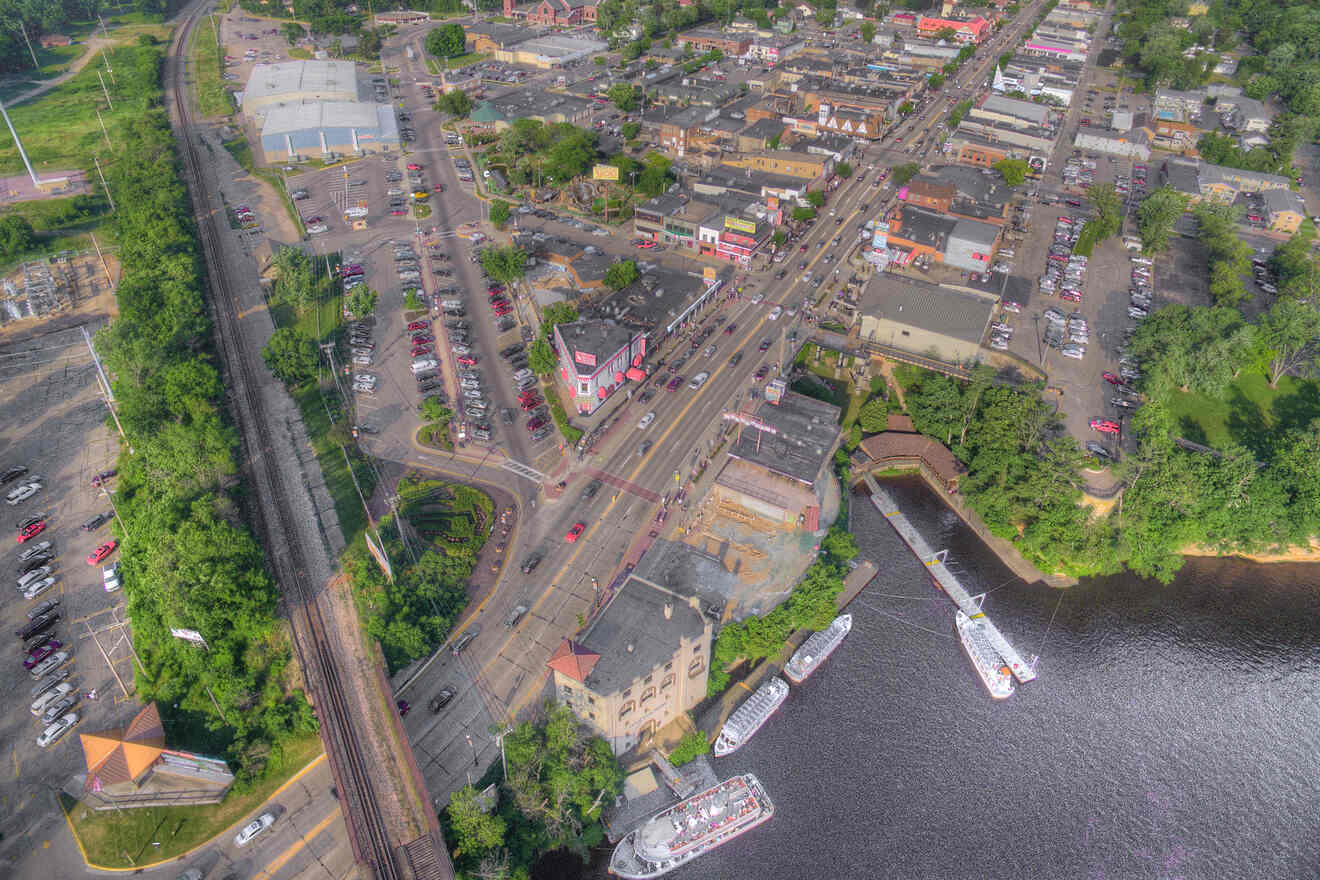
[
  {"xmin": 86, "ymin": 540, "xmax": 118, "ymax": 565},
  {"xmin": 37, "ymin": 711, "xmax": 78, "ymax": 748}
]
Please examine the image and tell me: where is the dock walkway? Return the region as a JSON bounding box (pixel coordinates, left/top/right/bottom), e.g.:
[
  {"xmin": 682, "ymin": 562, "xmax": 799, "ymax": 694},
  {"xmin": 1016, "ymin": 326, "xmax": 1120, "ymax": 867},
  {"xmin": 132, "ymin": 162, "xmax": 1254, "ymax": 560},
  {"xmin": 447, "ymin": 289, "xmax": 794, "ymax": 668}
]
[{"xmin": 862, "ymin": 473, "xmax": 1037, "ymax": 684}]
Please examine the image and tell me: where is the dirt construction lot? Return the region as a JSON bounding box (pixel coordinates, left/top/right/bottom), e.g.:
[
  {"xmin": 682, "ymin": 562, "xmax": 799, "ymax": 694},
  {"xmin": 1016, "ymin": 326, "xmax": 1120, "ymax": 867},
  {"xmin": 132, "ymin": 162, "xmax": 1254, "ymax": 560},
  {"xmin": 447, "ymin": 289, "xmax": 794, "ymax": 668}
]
[{"xmin": 0, "ymin": 323, "xmax": 136, "ymax": 845}]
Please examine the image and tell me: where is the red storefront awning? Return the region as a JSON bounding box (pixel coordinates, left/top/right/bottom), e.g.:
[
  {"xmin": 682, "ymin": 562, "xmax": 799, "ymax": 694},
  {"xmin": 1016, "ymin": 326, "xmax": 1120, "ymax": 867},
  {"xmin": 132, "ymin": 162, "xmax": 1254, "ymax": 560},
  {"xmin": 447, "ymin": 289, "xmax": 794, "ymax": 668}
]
[
  {"xmin": 597, "ymin": 387, "xmax": 608, "ymax": 399},
  {"xmin": 615, "ymin": 371, "xmax": 625, "ymax": 383},
  {"xmin": 632, "ymin": 353, "xmax": 642, "ymax": 367},
  {"xmin": 625, "ymin": 367, "xmax": 646, "ymax": 381}
]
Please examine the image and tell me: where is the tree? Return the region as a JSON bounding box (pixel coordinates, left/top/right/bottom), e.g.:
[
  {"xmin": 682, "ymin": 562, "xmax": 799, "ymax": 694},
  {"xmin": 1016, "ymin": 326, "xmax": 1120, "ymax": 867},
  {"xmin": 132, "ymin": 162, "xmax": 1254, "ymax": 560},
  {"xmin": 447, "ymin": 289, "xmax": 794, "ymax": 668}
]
[
  {"xmin": 821, "ymin": 525, "xmax": 859, "ymax": 563},
  {"xmin": 992, "ymin": 158, "xmax": 1029, "ymax": 187},
  {"xmin": 447, "ymin": 785, "xmax": 507, "ymax": 858},
  {"xmin": 539, "ymin": 302, "xmax": 579, "ymax": 341},
  {"xmin": 772, "ymin": 229, "xmax": 787, "ymax": 246},
  {"xmin": 0, "ymin": 214, "xmax": 35, "ymax": 261},
  {"xmin": 489, "ymin": 199, "xmax": 510, "ymax": 228},
  {"xmin": 607, "ymin": 82, "xmax": 638, "ymax": 111},
  {"xmin": 935, "ymin": 26, "xmax": 957, "ymax": 41},
  {"xmin": 404, "ymin": 289, "xmax": 423, "ymax": 311},
  {"xmin": 891, "ymin": 163, "xmax": 920, "ymax": 186},
  {"xmin": 481, "ymin": 246, "xmax": 528, "ymax": 285},
  {"xmin": 929, "ymin": 72, "xmax": 946, "ymax": 90},
  {"xmin": 345, "ymin": 286, "xmax": 378, "ymax": 319},
  {"xmin": 621, "ymin": 121, "xmax": 641, "ymax": 140},
  {"xmin": 898, "ymin": 100, "xmax": 915, "ymax": 116},
  {"xmin": 603, "ymin": 259, "xmax": 640, "ymax": 291},
  {"xmin": 1136, "ymin": 186, "xmax": 1187, "ymax": 255},
  {"xmin": 1258, "ymin": 298, "xmax": 1320, "ymax": 388},
  {"xmin": 425, "ymin": 23, "xmax": 466, "ymax": 58},
  {"xmin": 861, "ymin": 21, "xmax": 876, "ymax": 42},
  {"xmin": 437, "ymin": 89, "xmax": 472, "ymax": 117},
  {"xmin": 857, "ymin": 396, "xmax": 888, "ymax": 433},
  {"xmin": 281, "ymin": 22, "xmax": 306, "ymax": 45},
  {"xmin": 1089, "ymin": 183, "xmax": 1122, "ymax": 240},
  {"xmin": 262, "ymin": 328, "xmax": 318, "ymax": 385},
  {"xmin": 273, "ymin": 246, "xmax": 317, "ymax": 316},
  {"xmin": 528, "ymin": 338, "xmax": 557, "ymax": 375},
  {"xmin": 805, "ymin": 191, "xmax": 825, "ymax": 210},
  {"xmin": 835, "ymin": 162, "xmax": 853, "ymax": 179}
]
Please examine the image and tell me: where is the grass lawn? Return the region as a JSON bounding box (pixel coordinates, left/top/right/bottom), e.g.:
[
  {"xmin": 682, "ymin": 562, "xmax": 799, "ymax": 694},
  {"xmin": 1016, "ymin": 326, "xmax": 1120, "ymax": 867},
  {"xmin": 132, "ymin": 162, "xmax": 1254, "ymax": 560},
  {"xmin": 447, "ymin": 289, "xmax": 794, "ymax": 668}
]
[
  {"xmin": 1167, "ymin": 371, "xmax": 1320, "ymax": 454},
  {"xmin": 63, "ymin": 733, "xmax": 323, "ymax": 869},
  {"xmin": 189, "ymin": 13, "xmax": 234, "ymax": 118},
  {"xmin": 793, "ymin": 343, "xmax": 868, "ymax": 426},
  {"xmin": 0, "ymin": 45, "xmax": 159, "ymax": 178}
]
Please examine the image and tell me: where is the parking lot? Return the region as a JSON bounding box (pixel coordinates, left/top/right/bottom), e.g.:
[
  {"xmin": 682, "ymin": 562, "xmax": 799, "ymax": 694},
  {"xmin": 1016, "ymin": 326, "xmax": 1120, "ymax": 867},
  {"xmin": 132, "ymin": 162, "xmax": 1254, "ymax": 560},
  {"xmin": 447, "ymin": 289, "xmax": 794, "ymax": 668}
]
[{"xmin": 0, "ymin": 324, "xmax": 134, "ymax": 838}]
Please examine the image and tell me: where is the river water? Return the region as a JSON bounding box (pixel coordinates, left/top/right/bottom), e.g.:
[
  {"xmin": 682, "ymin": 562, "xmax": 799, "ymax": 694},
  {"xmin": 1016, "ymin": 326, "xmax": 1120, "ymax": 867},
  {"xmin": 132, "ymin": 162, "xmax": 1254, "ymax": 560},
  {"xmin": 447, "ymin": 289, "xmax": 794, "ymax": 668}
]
[{"xmin": 679, "ymin": 475, "xmax": 1320, "ymax": 880}]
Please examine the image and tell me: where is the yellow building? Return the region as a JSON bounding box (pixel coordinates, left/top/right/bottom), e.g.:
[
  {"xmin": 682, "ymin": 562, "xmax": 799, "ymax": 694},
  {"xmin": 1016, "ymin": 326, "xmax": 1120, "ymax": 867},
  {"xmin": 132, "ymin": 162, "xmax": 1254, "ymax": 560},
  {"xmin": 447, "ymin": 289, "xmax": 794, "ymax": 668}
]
[
  {"xmin": 722, "ymin": 150, "xmax": 831, "ymax": 181},
  {"xmin": 548, "ymin": 576, "xmax": 713, "ymax": 755}
]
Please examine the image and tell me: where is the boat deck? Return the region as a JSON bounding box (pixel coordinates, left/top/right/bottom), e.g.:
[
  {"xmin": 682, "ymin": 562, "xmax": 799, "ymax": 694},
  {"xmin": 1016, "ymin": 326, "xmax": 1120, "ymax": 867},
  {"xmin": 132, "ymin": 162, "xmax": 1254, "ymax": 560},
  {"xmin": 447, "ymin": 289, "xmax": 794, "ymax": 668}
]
[{"xmin": 863, "ymin": 475, "xmax": 1037, "ymax": 684}]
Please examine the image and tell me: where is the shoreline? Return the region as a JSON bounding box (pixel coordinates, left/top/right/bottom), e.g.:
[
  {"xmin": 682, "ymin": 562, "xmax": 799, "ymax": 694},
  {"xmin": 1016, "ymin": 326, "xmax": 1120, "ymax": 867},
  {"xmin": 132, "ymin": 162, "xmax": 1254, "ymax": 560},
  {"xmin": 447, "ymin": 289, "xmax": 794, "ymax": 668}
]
[{"xmin": 1180, "ymin": 541, "xmax": 1320, "ymax": 565}]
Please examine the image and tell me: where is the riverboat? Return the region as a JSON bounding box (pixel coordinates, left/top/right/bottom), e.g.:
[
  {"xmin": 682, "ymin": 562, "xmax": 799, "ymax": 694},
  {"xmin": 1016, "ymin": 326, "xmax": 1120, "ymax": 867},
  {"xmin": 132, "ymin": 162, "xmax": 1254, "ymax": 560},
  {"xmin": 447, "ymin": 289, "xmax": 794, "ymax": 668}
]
[
  {"xmin": 784, "ymin": 614, "xmax": 852, "ymax": 684},
  {"xmin": 956, "ymin": 609, "xmax": 1015, "ymax": 699},
  {"xmin": 712, "ymin": 676, "xmax": 788, "ymax": 756}
]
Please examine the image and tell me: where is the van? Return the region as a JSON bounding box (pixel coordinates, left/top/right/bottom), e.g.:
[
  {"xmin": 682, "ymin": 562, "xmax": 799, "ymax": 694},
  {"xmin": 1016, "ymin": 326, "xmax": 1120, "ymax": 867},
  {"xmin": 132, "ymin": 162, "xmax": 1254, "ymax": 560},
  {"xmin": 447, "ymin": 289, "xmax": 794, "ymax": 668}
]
[
  {"xmin": 344, "ymin": 206, "xmax": 368, "ymax": 219},
  {"xmin": 516, "ymin": 375, "xmax": 537, "ymax": 392},
  {"xmin": 513, "ymin": 368, "xmax": 534, "ymax": 383},
  {"xmin": 410, "ymin": 359, "xmax": 438, "ymax": 373},
  {"xmin": 440, "ymin": 299, "xmax": 463, "ymax": 310}
]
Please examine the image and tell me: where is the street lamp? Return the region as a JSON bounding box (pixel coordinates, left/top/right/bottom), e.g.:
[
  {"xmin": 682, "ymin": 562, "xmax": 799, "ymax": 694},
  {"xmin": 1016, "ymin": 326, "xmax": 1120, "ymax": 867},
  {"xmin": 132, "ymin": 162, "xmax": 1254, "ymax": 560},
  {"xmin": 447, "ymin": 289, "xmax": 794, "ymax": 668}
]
[{"xmin": 466, "ymin": 732, "xmax": 477, "ymax": 767}]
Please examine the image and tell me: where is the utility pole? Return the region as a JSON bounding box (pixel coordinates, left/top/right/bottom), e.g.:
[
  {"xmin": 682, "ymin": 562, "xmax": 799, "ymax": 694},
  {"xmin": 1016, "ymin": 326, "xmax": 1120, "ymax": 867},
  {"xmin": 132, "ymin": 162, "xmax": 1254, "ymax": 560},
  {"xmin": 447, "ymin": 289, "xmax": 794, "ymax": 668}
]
[
  {"xmin": 95, "ymin": 109, "xmax": 112, "ymax": 149},
  {"xmin": 18, "ymin": 21, "xmax": 39, "ymax": 70},
  {"xmin": 101, "ymin": 486, "xmax": 128, "ymax": 537},
  {"xmin": 97, "ymin": 70, "xmax": 113, "ymax": 110},
  {"xmin": 89, "ymin": 230, "xmax": 112, "ymax": 286},
  {"xmin": 83, "ymin": 326, "xmax": 132, "ymax": 453},
  {"xmin": 103, "ymin": 50, "xmax": 115, "ymax": 86}
]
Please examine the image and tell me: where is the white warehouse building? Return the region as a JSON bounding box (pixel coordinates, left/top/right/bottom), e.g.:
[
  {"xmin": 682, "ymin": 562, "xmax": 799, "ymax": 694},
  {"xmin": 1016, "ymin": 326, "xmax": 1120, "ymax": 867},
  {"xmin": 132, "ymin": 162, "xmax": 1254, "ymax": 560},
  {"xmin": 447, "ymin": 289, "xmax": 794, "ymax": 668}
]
[{"xmin": 260, "ymin": 101, "xmax": 400, "ymax": 161}]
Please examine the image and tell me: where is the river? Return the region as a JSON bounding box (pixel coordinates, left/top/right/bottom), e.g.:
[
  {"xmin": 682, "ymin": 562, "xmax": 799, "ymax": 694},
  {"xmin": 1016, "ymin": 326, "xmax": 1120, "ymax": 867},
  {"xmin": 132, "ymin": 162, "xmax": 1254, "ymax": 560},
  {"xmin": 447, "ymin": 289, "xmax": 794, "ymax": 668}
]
[{"xmin": 678, "ymin": 474, "xmax": 1320, "ymax": 880}]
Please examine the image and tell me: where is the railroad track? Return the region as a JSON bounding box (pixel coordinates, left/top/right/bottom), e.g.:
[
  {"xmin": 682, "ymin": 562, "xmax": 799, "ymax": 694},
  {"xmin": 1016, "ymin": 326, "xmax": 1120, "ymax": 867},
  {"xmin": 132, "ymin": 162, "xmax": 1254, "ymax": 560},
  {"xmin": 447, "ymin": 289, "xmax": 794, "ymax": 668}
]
[{"xmin": 164, "ymin": 6, "xmax": 402, "ymax": 878}]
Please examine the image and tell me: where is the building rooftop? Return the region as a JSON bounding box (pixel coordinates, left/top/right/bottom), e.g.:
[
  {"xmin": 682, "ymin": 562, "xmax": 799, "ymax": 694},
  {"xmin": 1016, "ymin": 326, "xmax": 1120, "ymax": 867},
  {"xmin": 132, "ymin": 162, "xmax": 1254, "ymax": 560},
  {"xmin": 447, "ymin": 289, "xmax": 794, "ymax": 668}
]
[
  {"xmin": 1262, "ymin": 187, "xmax": 1305, "ymax": 215},
  {"xmin": 979, "ymin": 94, "xmax": 1050, "ymax": 126},
  {"xmin": 726, "ymin": 390, "xmax": 841, "ymax": 486},
  {"xmin": 516, "ymin": 33, "xmax": 608, "ymax": 60},
  {"xmin": 556, "ymin": 319, "xmax": 637, "ymax": 376},
  {"xmin": 858, "ymin": 275, "xmax": 996, "ymax": 345},
  {"xmin": 951, "ymin": 216, "xmax": 1000, "ymax": 248},
  {"xmin": 1159, "ymin": 158, "xmax": 1201, "ymax": 196},
  {"xmin": 243, "ymin": 60, "xmax": 358, "ymax": 107},
  {"xmin": 592, "ymin": 263, "xmax": 720, "ymax": 333},
  {"xmin": 463, "ymin": 21, "xmax": 529, "ymax": 47},
  {"xmin": 260, "ymin": 101, "xmax": 396, "ymax": 136},
  {"xmin": 741, "ymin": 117, "xmax": 789, "ymax": 141},
  {"xmin": 892, "ymin": 204, "xmax": 959, "ymax": 250},
  {"xmin": 576, "ymin": 576, "xmax": 706, "ymax": 694},
  {"xmin": 486, "ymin": 88, "xmax": 593, "ymax": 122}
]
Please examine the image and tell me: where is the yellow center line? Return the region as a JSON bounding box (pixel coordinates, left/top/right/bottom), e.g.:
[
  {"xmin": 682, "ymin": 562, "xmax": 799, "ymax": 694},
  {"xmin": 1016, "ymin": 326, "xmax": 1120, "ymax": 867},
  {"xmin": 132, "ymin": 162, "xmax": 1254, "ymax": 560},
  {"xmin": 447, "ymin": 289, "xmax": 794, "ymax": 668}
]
[{"xmin": 250, "ymin": 809, "xmax": 339, "ymax": 880}]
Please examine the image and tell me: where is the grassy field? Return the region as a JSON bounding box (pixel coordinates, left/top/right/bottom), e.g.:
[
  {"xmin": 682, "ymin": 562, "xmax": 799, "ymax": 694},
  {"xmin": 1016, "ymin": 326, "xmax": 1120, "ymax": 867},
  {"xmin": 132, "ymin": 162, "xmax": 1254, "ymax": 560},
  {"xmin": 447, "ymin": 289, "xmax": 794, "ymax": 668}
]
[
  {"xmin": 189, "ymin": 13, "xmax": 234, "ymax": 118},
  {"xmin": 63, "ymin": 734, "xmax": 323, "ymax": 869},
  {"xmin": 1167, "ymin": 371, "xmax": 1320, "ymax": 454},
  {"xmin": 0, "ymin": 44, "xmax": 161, "ymax": 178}
]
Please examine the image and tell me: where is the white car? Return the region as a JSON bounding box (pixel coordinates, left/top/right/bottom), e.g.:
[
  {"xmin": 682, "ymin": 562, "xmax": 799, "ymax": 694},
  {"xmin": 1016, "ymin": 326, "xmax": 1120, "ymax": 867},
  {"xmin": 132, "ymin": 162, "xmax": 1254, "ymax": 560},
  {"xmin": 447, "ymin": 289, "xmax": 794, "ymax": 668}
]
[
  {"xmin": 1060, "ymin": 345, "xmax": 1085, "ymax": 360},
  {"xmin": 344, "ymin": 206, "xmax": 368, "ymax": 219},
  {"xmin": 767, "ymin": 306, "xmax": 782, "ymax": 321},
  {"xmin": 637, "ymin": 411, "xmax": 656, "ymax": 430},
  {"xmin": 6, "ymin": 481, "xmax": 41, "ymax": 505},
  {"xmin": 24, "ymin": 577, "xmax": 57, "ymax": 600},
  {"xmin": 234, "ymin": 812, "xmax": 276, "ymax": 847},
  {"xmin": 19, "ymin": 541, "xmax": 52, "ymax": 561},
  {"xmin": 306, "ymin": 224, "xmax": 328, "ymax": 235},
  {"xmin": 411, "ymin": 359, "xmax": 438, "ymax": 373},
  {"xmin": 37, "ymin": 712, "xmax": 78, "ymax": 748},
  {"xmin": 18, "ymin": 566, "xmax": 51, "ymax": 589},
  {"xmin": 31, "ymin": 682, "xmax": 73, "ymax": 716},
  {"xmin": 103, "ymin": 562, "xmax": 121, "ymax": 593},
  {"xmin": 688, "ymin": 372, "xmax": 710, "ymax": 390},
  {"xmin": 353, "ymin": 373, "xmax": 377, "ymax": 385}
]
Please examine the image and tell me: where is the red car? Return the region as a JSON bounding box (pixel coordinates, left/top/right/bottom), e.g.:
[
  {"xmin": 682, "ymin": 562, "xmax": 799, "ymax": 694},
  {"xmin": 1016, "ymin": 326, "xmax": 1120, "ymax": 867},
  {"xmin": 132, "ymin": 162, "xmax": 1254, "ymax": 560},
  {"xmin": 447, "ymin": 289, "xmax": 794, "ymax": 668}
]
[
  {"xmin": 87, "ymin": 539, "xmax": 118, "ymax": 565},
  {"xmin": 520, "ymin": 398, "xmax": 541, "ymax": 411},
  {"xmin": 493, "ymin": 306, "xmax": 513, "ymax": 317},
  {"xmin": 23, "ymin": 638, "xmax": 62, "ymax": 670},
  {"xmin": 433, "ymin": 183, "xmax": 445, "ymax": 192},
  {"xmin": 411, "ymin": 345, "xmax": 433, "ymax": 357},
  {"xmin": 487, "ymin": 285, "xmax": 504, "ymax": 294},
  {"xmin": 407, "ymin": 163, "xmax": 423, "ymax": 171},
  {"xmin": 666, "ymin": 376, "xmax": 683, "ymax": 391},
  {"xmin": 1102, "ymin": 372, "xmax": 1123, "ymax": 385},
  {"xmin": 564, "ymin": 522, "xmax": 585, "ymax": 542},
  {"xmin": 411, "ymin": 333, "xmax": 434, "ymax": 345},
  {"xmin": 18, "ymin": 519, "xmax": 46, "ymax": 543},
  {"xmin": 408, "ymin": 320, "xmax": 430, "ymax": 332},
  {"xmin": 457, "ymin": 355, "xmax": 477, "ymax": 366},
  {"xmin": 518, "ymin": 389, "xmax": 539, "ymax": 402},
  {"xmin": 527, "ymin": 416, "xmax": 547, "ymax": 431},
  {"xmin": 1090, "ymin": 419, "xmax": 1121, "ymax": 434},
  {"xmin": 91, "ymin": 469, "xmax": 116, "ymax": 487},
  {"xmin": 754, "ymin": 365, "xmax": 770, "ymax": 382}
]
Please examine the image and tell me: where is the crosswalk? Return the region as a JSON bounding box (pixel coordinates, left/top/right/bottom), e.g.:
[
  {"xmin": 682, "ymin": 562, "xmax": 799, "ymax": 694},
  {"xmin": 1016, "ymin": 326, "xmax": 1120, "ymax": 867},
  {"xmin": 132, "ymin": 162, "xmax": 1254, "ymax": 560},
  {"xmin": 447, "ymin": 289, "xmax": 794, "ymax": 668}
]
[{"xmin": 500, "ymin": 458, "xmax": 547, "ymax": 483}]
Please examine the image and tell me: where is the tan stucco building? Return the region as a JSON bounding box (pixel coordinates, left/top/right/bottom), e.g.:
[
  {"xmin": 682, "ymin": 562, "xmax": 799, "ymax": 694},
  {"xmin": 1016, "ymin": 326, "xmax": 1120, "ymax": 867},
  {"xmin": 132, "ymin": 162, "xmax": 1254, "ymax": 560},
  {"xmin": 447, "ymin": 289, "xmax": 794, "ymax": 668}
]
[{"xmin": 548, "ymin": 576, "xmax": 713, "ymax": 755}]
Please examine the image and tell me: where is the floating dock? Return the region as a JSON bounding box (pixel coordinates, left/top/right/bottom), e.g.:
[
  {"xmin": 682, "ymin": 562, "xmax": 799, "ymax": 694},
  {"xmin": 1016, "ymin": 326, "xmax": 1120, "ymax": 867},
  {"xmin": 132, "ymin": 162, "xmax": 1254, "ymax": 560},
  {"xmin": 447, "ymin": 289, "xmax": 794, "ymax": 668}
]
[{"xmin": 862, "ymin": 474, "xmax": 1037, "ymax": 684}]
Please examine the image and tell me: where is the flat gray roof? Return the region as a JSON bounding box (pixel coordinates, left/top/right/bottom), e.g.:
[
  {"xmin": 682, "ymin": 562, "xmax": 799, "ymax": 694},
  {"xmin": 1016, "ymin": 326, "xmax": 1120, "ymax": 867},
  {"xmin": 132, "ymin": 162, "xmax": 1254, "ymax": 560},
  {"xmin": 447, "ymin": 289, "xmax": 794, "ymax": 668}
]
[
  {"xmin": 244, "ymin": 60, "xmax": 358, "ymax": 105},
  {"xmin": 859, "ymin": 275, "xmax": 996, "ymax": 346},
  {"xmin": 726, "ymin": 391, "xmax": 841, "ymax": 486},
  {"xmin": 261, "ymin": 101, "xmax": 394, "ymax": 135},
  {"xmin": 580, "ymin": 576, "xmax": 705, "ymax": 694}
]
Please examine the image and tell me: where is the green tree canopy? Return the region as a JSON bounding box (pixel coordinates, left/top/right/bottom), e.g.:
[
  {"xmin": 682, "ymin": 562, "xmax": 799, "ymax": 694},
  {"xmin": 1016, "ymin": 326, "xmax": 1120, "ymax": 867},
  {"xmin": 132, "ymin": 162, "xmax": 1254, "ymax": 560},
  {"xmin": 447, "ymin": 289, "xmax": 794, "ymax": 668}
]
[
  {"xmin": 345, "ymin": 286, "xmax": 378, "ymax": 319},
  {"xmin": 603, "ymin": 259, "xmax": 640, "ymax": 290},
  {"xmin": 0, "ymin": 214, "xmax": 36, "ymax": 261},
  {"xmin": 481, "ymin": 246, "xmax": 528, "ymax": 285},
  {"xmin": 1136, "ymin": 186, "xmax": 1187, "ymax": 255},
  {"xmin": 447, "ymin": 785, "xmax": 507, "ymax": 858},
  {"xmin": 857, "ymin": 396, "xmax": 889, "ymax": 433},
  {"xmin": 425, "ymin": 23, "xmax": 466, "ymax": 58},
  {"xmin": 437, "ymin": 88, "xmax": 472, "ymax": 117},
  {"xmin": 528, "ymin": 338, "xmax": 557, "ymax": 376},
  {"xmin": 489, "ymin": 199, "xmax": 511, "ymax": 228},
  {"xmin": 891, "ymin": 163, "xmax": 920, "ymax": 186},
  {"xmin": 281, "ymin": 21, "xmax": 306, "ymax": 44},
  {"xmin": 262, "ymin": 327, "xmax": 318, "ymax": 385},
  {"xmin": 607, "ymin": 82, "xmax": 638, "ymax": 111},
  {"xmin": 835, "ymin": 161, "xmax": 853, "ymax": 178},
  {"xmin": 539, "ymin": 302, "xmax": 579, "ymax": 340},
  {"xmin": 860, "ymin": 20, "xmax": 876, "ymax": 42},
  {"xmin": 992, "ymin": 158, "xmax": 1029, "ymax": 187},
  {"xmin": 806, "ymin": 190, "xmax": 826, "ymax": 208}
]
